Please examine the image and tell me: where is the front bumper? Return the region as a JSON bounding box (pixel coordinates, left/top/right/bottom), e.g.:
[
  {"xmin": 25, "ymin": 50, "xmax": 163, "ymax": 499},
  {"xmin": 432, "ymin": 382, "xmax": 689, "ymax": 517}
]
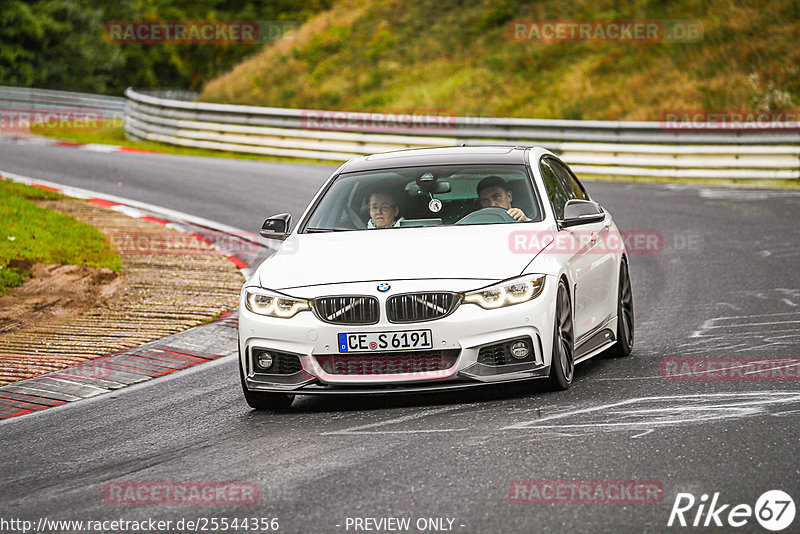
[{"xmin": 238, "ymin": 277, "xmax": 557, "ymax": 394}]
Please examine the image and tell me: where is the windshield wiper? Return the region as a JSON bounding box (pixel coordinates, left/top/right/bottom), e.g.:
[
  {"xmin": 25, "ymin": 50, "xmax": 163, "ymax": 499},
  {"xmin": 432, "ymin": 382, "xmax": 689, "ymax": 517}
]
[{"xmin": 305, "ymin": 227, "xmax": 354, "ymax": 233}]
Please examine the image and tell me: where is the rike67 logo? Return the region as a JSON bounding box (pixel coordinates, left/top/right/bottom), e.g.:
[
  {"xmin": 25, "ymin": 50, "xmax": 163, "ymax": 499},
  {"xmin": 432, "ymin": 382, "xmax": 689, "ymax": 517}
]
[{"xmin": 668, "ymin": 490, "xmax": 796, "ymax": 531}]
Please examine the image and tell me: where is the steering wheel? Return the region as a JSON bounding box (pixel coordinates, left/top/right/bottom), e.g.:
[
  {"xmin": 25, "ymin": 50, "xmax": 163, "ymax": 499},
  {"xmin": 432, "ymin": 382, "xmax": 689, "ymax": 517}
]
[{"xmin": 455, "ymin": 206, "xmax": 516, "ymax": 225}]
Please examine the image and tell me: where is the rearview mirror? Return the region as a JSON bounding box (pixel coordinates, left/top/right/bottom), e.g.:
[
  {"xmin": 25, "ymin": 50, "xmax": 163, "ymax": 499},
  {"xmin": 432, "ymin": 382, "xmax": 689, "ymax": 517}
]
[
  {"xmin": 260, "ymin": 213, "xmax": 291, "ymax": 240},
  {"xmin": 406, "ymin": 181, "xmax": 451, "ymax": 196},
  {"xmin": 560, "ymin": 200, "xmax": 605, "ymax": 228}
]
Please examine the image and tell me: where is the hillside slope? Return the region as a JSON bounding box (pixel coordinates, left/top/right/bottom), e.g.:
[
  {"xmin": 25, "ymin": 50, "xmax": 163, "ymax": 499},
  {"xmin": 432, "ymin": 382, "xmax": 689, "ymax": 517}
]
[{"xmin": 200, "ymin": 0, "xmax": 799, "ymax": 120}]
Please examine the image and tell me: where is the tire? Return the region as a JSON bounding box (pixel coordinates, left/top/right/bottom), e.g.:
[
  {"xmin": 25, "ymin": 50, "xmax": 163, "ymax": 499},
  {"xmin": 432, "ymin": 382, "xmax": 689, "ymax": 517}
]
[
  {"xmin": 238, "ymin": 356, "xmax": 294, "ymax": 410},
  {"xmin": 546, "ymin": 279, "xmax": 574, "ymax": 390},
  {"xmin": 606, "ymin": 258, "xmax": 634, "ymax": 358}
]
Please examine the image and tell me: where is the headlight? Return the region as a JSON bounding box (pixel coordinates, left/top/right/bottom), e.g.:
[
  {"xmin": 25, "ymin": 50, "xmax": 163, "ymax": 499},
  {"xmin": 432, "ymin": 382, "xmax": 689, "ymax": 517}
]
[
  {"xmin": 244, "ymin": 287, "xmax": 310, "ymax": 318},
  {"xmin": 463, "ymin": 275, "xmax": 545, "ymax": 309}
]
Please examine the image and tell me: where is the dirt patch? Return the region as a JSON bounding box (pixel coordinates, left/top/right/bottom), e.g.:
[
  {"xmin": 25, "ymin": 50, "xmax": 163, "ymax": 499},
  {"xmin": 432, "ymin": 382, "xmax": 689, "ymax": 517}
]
[
  {"xmin": 0, "ymin": 196, "xmax": 243, "ymax": 385},
  {"xmin": 0, "ymin": 263, "xmax": 123, "ymax": 334}
]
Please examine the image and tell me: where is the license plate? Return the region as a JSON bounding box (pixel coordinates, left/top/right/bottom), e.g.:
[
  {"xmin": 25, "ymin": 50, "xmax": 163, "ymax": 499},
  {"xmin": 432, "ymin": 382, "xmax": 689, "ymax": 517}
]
[{"xmin": 338, "ymin": 330, "xmax": 433, "ymax": 353}]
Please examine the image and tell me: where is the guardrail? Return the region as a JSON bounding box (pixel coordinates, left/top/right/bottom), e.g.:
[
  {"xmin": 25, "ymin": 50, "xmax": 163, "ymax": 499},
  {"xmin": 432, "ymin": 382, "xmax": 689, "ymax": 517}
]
[
  {"xmin": 0, "ymin": 85, "xmax": 125, "ymax": 118},
  {"xmin": 124, "ymin": 87, "xmax": 792, "ymax": 179}
]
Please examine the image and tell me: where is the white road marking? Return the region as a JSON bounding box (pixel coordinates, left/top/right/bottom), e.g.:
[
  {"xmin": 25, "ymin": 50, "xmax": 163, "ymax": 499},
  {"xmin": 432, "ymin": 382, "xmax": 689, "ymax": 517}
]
[
  {"xmin": 322, "ymin": 392, "xmax": 800, "ymax": 437},
  {"xmin": 676, "ymin": 305, "xmax": 800, "ymax": 354},
  {"xmin": 81, "ymin": 143, "xmax": 120, "ymax": 153},
  {"xmin": 700, "ymin": 319, "xmax": 800, "ymax": 330},
  {"xmin": 110, "ymin": 204, "xmax": 147, "ymax": 218},
  {"xmin": 332, "ymin": 429, "xmax": 469, "ymax": 434},
  {"xmin": 321, "ymin": 405, "xmax": 464, "ymax": 435},
  {"xmin": 0, "ymin": 168, "xmax": 257, "ymax": 239},
  {"xmin": 501, "ymin": 392, "xmax": 800, "ymax": 432},
  {"xmin": 673, "ymin": 186, "xmax": 800, "ymax": 201}
]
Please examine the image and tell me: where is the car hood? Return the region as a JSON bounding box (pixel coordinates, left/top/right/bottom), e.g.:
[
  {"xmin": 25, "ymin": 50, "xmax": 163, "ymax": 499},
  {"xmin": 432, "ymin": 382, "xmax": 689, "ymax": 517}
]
[{"xmin": 257, "ymin": 223, "xmax": 554, "ymax": 290}]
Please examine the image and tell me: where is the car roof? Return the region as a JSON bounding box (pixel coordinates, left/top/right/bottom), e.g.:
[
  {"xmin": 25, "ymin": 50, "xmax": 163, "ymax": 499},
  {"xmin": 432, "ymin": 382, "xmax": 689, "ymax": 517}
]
[{"xmin": 339, "ymin": 146, "xmax": 530, "ymax": 173}]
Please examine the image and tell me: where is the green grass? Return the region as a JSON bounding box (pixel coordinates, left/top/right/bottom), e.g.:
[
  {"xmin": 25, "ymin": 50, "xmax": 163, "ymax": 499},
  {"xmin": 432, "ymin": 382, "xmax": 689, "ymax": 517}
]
[
  {"xmin": 201, "ymin": 0, "xmax": 799, "ymax": 121},
  {"xmin": 0, "ymin": 179, "xmax": 121, "ymax": 295},
  {"xmin": 30, "ymin": 120, "xmax": 336, "ymax": 166},
  {"xmin": 30, "ymin": 118, "xmax": 126, "ymax": 146},
  {"xmin": 35, "ymin": 0, "xmax": 800, "ymax": 187}
]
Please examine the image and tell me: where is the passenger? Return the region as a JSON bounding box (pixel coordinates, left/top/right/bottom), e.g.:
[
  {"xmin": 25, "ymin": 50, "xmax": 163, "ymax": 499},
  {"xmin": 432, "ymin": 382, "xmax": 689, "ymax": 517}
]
[
  {"xmin": 476, "ymin": 176, "xmax": 531, "ymax": 222},
  {"xmin": 367, "ymin": 190, "xmax": 404, "ymax": 228}
]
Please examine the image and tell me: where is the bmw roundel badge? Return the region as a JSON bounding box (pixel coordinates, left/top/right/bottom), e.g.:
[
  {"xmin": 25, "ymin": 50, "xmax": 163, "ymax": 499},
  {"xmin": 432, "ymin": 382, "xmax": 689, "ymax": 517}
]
[{"xmin": 377, "ymin": 283, "xmax": 391, "ymax": 292}]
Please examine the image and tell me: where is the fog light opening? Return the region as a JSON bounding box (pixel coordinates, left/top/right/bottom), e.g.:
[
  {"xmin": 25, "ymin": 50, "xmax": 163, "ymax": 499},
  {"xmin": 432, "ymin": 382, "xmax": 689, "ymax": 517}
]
[
  {"xmin": 510, "ymin": 340, "xmax": 530, "ymax": 360},
  {"xmin": 256, "ymin": 351, "xmax": 273, "ymax": 370}
]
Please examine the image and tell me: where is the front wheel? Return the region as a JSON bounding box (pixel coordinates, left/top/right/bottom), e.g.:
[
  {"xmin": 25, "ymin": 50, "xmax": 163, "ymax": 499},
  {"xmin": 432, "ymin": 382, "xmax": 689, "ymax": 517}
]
[
  {"xmin": 239, "ymin": 358, "xmax": 294, "ymax": 410},
  {"xmin": 546, "ymin": 280, "xmax": 574, "ymax": 390},
  {"xmin": 606, "ymin": 259, "xmax": 634, "ymax": 358}
]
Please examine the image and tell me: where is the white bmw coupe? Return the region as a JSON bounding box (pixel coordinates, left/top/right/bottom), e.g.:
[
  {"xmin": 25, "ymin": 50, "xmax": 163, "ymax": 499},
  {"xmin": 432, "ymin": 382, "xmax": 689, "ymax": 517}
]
[{"xmin": 239, "ymin": 146, "xmax": 634, "ymax": 409}]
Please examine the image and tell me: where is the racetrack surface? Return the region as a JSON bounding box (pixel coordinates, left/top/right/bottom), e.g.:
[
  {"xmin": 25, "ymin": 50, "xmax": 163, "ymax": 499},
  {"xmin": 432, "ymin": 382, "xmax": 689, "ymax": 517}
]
[{"xmin": 2, "ymin": 138, "xmax": 800, "ymax": 533}]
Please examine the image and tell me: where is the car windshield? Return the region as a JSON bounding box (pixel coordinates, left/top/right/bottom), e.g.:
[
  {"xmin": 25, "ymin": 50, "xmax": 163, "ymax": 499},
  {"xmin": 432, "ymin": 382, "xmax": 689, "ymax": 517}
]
[{"xmin": 303, "ymin": 164, "xmax": 542, "ymax": 232}]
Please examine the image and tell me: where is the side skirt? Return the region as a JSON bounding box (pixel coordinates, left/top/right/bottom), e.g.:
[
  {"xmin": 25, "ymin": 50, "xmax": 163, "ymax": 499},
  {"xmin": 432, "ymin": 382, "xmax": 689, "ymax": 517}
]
[{"xmin": 574, "ymin": 320, "xmax": 617, "ymax": 364}]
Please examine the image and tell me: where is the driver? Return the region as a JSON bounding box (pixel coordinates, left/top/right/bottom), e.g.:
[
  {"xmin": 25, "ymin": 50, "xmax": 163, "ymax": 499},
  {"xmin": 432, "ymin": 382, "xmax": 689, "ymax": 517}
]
[
  {"xmin": 476, "ymin": 176, "xmax": 530, "ymax": 222},
  {"xmin": 367, "ymin": 190, "xmax": 405, "ymax": 228}
]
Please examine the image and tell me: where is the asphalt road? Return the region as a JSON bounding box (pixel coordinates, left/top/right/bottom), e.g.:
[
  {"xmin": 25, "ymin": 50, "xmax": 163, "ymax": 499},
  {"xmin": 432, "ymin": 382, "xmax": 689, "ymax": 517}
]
[
  {"xmin": 2, "ymin": 138, "xmax": 800, "ymax": 533},
  {"xmin": 0, "ymin": 139, "xmax": 330, "ymax": 232}
]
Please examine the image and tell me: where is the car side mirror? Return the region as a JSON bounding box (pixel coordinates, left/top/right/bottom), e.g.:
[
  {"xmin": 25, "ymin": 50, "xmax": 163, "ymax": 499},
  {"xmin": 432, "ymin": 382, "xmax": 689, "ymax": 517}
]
[
  {"xmin": 560, "ymin": 200, "xmax": 605, "ymax": 228},
  {"xmin": 260, "ymin": 213, "xmax": 291, "ymax": 240}
]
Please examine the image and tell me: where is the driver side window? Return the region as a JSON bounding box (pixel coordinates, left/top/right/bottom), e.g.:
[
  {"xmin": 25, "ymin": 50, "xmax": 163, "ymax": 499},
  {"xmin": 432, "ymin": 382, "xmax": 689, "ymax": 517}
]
[{"xmin": 539, "ymin": 158, "xmax": 573, "ymax": 220}]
